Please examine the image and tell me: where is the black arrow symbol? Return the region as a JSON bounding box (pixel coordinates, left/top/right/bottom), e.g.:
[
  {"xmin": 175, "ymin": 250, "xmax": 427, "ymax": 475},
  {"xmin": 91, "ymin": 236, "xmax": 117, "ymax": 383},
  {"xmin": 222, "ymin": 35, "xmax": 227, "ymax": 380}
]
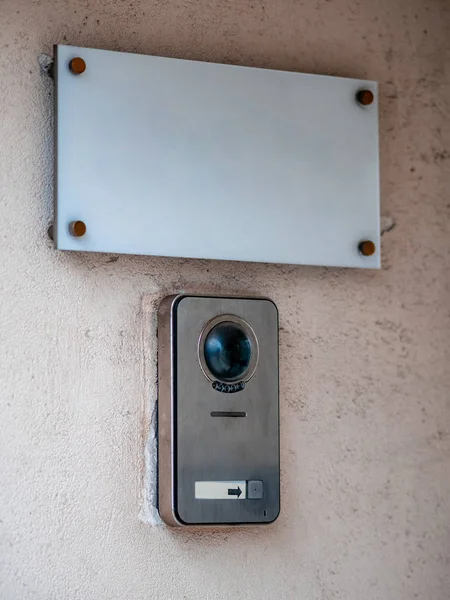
[{"xmin": 228, "ymin": 486, "xmax": 242, "ymax": 497}]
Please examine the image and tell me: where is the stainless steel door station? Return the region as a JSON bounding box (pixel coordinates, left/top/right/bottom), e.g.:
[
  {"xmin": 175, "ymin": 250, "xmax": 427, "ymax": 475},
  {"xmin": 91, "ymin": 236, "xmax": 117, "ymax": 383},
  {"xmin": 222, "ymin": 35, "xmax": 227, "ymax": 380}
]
[{"xmin": 158, "ymin": 295, "xmax": 280, "ymax": 526}]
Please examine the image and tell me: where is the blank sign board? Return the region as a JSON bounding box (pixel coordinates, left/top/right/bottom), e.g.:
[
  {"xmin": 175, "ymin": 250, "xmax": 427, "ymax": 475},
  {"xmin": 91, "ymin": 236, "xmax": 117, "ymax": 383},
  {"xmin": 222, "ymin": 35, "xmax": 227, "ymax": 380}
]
[{"xmin": 54, "ymin": 45, "xmax": 380, "ymax": 268}]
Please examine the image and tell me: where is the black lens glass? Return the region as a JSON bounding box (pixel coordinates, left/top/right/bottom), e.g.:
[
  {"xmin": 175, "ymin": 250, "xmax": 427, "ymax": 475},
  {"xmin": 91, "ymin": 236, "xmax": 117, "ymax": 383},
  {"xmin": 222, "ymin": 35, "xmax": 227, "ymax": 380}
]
[{"xmin": 204, "ymin": 322, "xmax": 252, "ymax": 382}]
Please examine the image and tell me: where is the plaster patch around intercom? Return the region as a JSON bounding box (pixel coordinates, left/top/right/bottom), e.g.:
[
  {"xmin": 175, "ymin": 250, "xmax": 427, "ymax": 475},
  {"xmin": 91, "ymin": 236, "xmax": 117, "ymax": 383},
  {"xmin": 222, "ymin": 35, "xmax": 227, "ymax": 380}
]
[{"xmin": 139, "ymin": 292, "xmax": 163, "ymax": 526}]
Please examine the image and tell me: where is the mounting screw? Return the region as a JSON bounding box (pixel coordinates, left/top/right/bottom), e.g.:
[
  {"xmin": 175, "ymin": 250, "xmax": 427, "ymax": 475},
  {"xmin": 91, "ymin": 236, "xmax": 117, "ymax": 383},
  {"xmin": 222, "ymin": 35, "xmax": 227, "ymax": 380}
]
[
  {"xmin": 358, "ymin": 240, "xmax": 376, "ymax": 256},
  {"xmin": 69, "ymin": 57, "xmax": 86, "ymax": 75},
  {"xmin": 69, "ymin": 221, "xmax": 87, "ymax": 237},
  {"xmin": 356, "ymin": 89, "xmax": 374, "ymax": 106}
]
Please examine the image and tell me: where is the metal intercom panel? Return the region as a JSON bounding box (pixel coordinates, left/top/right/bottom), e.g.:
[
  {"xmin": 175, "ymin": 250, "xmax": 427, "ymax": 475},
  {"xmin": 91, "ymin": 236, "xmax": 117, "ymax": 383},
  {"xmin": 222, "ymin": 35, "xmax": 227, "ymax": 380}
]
[{"xmin": 158, "ymin": 295, "xmax": 280, "ymax": 526}]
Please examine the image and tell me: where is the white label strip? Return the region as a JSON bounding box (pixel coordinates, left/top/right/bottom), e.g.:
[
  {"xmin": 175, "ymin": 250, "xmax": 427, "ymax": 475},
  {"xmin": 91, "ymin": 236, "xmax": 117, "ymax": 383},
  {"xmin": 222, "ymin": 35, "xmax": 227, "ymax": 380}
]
[{"xmin": 195, "ymin": 481, "xmax": 246, "ymax": 500}]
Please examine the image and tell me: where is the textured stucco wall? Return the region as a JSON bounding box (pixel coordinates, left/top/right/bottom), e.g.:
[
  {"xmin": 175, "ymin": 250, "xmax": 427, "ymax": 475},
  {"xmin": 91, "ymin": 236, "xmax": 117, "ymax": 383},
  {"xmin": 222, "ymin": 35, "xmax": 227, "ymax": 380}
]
[{"xmin": 1, "ymin": 0, "xmax": 450, "ymax": 599}]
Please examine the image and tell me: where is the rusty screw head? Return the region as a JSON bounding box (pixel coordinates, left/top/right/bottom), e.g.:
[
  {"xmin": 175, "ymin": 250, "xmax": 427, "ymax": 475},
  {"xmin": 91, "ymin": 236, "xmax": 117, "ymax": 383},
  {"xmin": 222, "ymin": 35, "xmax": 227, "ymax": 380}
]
[
  {"xmin": 356, "ymin": 89, "xmax": 374, "ymax": 106},
  {"xmin": 359, "ymin": 240, "xmax": 376, "ymax": 257},
  {"xmin": 69, "ymin": 221, "xmax": 87, "ymax": 237},
  {"xmin": 69, "ymin": 57, "xmax": 86, "ymax": 75}
]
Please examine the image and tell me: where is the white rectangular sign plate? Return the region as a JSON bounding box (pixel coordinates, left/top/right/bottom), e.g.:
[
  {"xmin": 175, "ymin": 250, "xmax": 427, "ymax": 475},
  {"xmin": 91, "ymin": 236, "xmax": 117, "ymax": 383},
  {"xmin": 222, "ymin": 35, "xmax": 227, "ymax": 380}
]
[{"xmin": 55, "ymin": 45, "xmax": 380, "ymax": 268}]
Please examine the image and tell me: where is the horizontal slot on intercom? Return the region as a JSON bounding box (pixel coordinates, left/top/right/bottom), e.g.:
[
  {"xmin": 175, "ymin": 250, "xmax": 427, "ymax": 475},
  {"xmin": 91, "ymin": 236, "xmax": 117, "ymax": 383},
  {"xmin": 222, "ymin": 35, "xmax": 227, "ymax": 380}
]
[{"xmin": 210, "ymin": 411, "xmax": 247, "ymax": 418}]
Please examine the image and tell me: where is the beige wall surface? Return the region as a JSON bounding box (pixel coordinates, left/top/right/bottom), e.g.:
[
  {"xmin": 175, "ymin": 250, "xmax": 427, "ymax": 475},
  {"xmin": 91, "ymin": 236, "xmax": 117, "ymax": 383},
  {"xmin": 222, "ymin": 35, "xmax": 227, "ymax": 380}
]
[{"xmin": 1, "ymin": 0, "xmax": 449, "ymax": 598}]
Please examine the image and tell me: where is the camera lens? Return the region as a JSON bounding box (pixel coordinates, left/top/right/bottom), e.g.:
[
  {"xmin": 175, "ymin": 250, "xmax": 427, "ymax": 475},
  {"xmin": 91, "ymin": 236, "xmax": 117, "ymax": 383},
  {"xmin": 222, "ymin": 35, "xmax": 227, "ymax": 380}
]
[{"xmin": 204, "ymin": 321, "xmax": 252, "ymax": 382}]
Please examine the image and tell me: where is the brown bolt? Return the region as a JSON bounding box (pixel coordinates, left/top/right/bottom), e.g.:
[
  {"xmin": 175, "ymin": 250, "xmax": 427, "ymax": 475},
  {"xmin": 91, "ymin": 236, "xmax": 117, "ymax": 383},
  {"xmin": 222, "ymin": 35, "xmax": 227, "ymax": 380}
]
[
  {"xmin": 69, "ymin": 57, "xmax": 86, "ymax": 75},
  {"xmin": 356, "ymin": 89, "xmax": 374, "ymax": 106},
  {"xmin": 359, "ymin": 240, "xmax": 376, "ymax": 257},
  {"xmin": 69, "ymin": 221, "xmax": 87, "ymax": 237}
]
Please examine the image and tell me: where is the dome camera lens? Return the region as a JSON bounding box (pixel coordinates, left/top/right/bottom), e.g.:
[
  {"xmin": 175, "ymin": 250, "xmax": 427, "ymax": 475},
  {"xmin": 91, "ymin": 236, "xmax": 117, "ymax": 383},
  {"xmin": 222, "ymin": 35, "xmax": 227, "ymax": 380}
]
[{"xmin": 204, "ymin": 321, "xmax": 252, "ymax": 382}]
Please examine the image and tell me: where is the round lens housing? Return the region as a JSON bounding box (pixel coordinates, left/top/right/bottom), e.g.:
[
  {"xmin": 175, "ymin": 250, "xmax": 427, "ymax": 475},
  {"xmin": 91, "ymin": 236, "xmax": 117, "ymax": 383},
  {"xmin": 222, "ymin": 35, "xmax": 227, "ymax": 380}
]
[
  {"xmin": 204, "ymin": 322, "xmax": 251, "ymax": 382},
  {"xmin": 198, "ymin": 315, "xmax": 259, "ymax": 384}
]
